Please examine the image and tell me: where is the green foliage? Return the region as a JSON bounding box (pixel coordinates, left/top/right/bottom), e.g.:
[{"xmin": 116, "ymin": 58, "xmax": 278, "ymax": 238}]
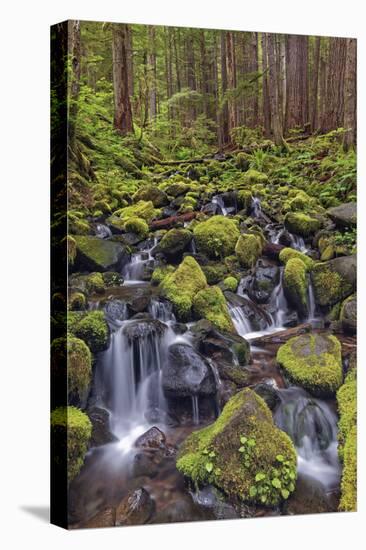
[
  {"xmin": 337, "ymin": 368, "xmax": 357, "ymax": 460},
  {"xmin": 193, "ymin": 286, "xmax": 235, "ymax": 333},
  {"xmin": 67, "ymin": 336, "xmax": 92, "ymax": 398},
  {"xmin": 151, "ymin": 264, "xmax": 175, "ymax": 285}
]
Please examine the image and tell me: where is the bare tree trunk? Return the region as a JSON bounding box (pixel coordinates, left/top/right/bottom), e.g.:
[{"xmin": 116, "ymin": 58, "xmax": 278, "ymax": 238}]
[
  {"xmin": 261, "ymin": 33, "xmax": 271, "ymax": 137},
  {"xmin": 148, "ymin": 26, "xmax": 157, "ymax": 119},
  {"xmin": 173, "ymin": 28, "xmax": 181, "ymax": 92},
  {"xmin": 68, "ymin": 20, "xmax": 81, "ymax": 144},
  {"xmin": 226, "ymin": 31, "xmax": 237, "ymax": 135},
  {"xmin": 220, "ymin": 31, "xmax": 229, "ymax": 147},
  {"xmin": 343, "ymin": 38, "xmax": 357, "ymax": 151},
  {"xmin": 310, "ymin": 36, "xmax": 321, "ymax": 131},
  {"xmin": 267, "ymin": 33, "xmax": 285, "ymax": 147},
  {"xmin": 323, "ymin": 37, "xmax": 347, "ymax": 131},
  {"xmin": 285, "ymin": 35, "xmax": 309, "ymax": 132},
  {"xmin": 112, "ymin": 24, "xmax": 133, "ymax": 135}
]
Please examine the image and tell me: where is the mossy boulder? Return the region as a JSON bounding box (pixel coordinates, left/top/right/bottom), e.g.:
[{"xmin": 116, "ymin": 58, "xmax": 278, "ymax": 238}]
[
  {"xmin": 164, "ymin": 182, "xmax": 190, "ymax": 197},
  {"xmin": 327, "ymin": 202, "xmax": 356, "ymax": 228},
  {"xmin": 133, "ymin": 185, "xmax": 168, "ymax": 207},
  {"xmin": 159, "ymin": 256, "xmax": 207, "ymax": 320},
  {"xmin": 235, "ymin": 234, "xmax": 262, "ymax": 268},
  {"xmin": 223, "ymin": 276, "xmax": 239, "ymax": 292},
  {"xmin": 279, "ymin": 248, "xmax": 314, "ymax": 271},
  {"xmin": 74, "ymin": 235, "xmax": 130, "ymax": 272},
  {"xmin": 311, "ymin": 255, "xmax": 356, "ymax": 307},
  {"xmin": 277, "ymin": 333, "xmax": 343, "ymax": 397},
  {"xmin": 201, "ymin": 263, "xmax": 228, "ymax": 285},
  {"xmin": 154, "ymin": 228, "xmax": 192, "ymax": 262},
  {"xmin": 67, "ymin": 336, "xmax": 92, "ymax": 406},
  {"xmin": 284, "ymin": 212, "xmax": 321, "ymax": 237},
  {"xmin": 287, "ymin": 190, "xmax": 316, "ymax": 212},
  {"xmin": 51, "ymin": 406, "xmax": 92, "ymax": 483},
  {"xmin": 339, "ymin": 424, "xmax": 357, "ymax": 512},
  {"xmin": 119, "ymin": 200, "xmax": 159, "ymax": 223},
  {"xmin": 68, "ymin": 311, "xmax": 110, "ymax": 353},
  {"xmin": 69, "ymin": 292, "xmax": 87, "ymax": 311},
  {"xmin": 242, "ymin": 169, "xmax": 269, "ymax": 185},
  {"xmin": 193, "ymin": 216, "xmax": 240, "ymax": 259},
  {"xmin": 283, "ymin": 258, "xmax": 308, "ymax": 317},
  {"xmin": 151, "ymin": 264, "xmax": 175, "ymax": 285},
  {"xmin": 237, "ymin": 190, "xmax": 252, "ymax": 213},
  {"xmin": 340, "ymin": 294, "xmax": 357, "ymax": 335},
  {"xmin": 177, "ymin": 388, "xmax": 297, "ymax": 505},
  {"xmin": 193, "ymin": 286, "xmax": 235, "ymax": 333},
  {"xmin": 124, "ymin": 217, "xmax": 149, "ymax": 238}
]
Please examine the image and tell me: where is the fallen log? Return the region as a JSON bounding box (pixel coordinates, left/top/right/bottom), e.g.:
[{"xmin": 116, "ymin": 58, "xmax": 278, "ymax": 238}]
[
  {"xmin": 249, "ymin": 323, "xmax": 312, "ymax": 346},
  {"xmin": 262, "ymin": 241, "xmax": 285, "ymax": 260},
  {"xmin": 150, "ymin": 211, "xmax": 197, "ymax": 229}
]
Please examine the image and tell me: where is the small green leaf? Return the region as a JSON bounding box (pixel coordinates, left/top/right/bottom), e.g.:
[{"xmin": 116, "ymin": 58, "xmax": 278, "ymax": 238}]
[
  {"xmin": 272, "ymin": 478, "xmax": 282, "ymax": 489},
  {"xmin": 209, "ymin": 451, "xmax": 216, "ymax": 458},
  {"xmin": 244, "ymin": 461, "xmax": 250, "ymax": 467},
  {"xmin": 255, "ymin": 472, "xmax": 266, "ymax": 482},
  {"xmin": 249, "ymin": 486, "xmax": 257, "ymax": 497},
  {"xmin": 240, "ymin": 436, "xmax": 248, "ymax": 444},
  {"xmin": 238, "ymin": 446, "xmax": 245, "ymax": 453},
  {"xmin": 281, "ymin": 489, "xmax": 290, "ymax": 499},
  {"xmin": 248, "ymin": 439, "xmax": 256, "ymax": 447},
  {"xmin": 202, "ymin": 449, "xmax": 209, "ymax": 455},
  {"xmin": 289, "ymin": 471, "xmax": 296, "ymax": 480},
  {"xmin": 205, "ymin": 462, "xmax": 213, "ymax": 473},
  {"xmin": 276, "ymin": 454, "xmax": 284, "ymax": 463}
]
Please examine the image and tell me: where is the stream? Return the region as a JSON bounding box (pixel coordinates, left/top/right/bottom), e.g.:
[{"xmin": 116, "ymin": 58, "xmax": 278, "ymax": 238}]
[{"xmin": 69, "ymin": 194, "xmax": 346, "ymax": 526}]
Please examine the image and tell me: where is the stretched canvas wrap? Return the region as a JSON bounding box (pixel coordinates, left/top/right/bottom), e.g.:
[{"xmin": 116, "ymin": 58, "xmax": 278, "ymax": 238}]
[{"xmin": 51, "ymin": 20, "xmax": 357, "ymax": 529}]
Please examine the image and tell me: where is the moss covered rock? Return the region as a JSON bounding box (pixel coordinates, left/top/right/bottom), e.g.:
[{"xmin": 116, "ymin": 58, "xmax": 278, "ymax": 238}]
[
  {"xmin": 242, "ymin": 169, "xmax": 269, "ymax": 185},
  {"xmin": 74, "ymin": 235, "xmax": 130, "ymax": 272},
  {"xmin": 223, "ymin": 276, "xmax": 239, "ymax": 292},
  {"xmin": 193, "ymin": 286, "xmax": 235, "ymax": 333},
  {"xmin": 69, "ymin": 292, "xmax": 87, "ymax": 311},
  {"xmin": 133, "ymin": 185, "xmax": 168, "ymax": 207},
  {"xmin": 283, "ymin": 257, "xmax": 308, "ymax": 317},
  {"xmin": 51, "ymin": 406, "xmax": 92, "ymax": 483},
  {"xmin": 119, "ymin": 200, "xmax": 159, "ymax": 223},
  {"xmin": 177, "ymin": 388, "xmax": 297, "ymax": 505},
  {"xmin": 194, "ymin": 216, "xmax": 240, "ymax": 259},
  {"xmin": 311, "ymin": 256, "xmax": 356, "ymax": 307},
  {"xmin": 68, "ymin": 336, "xmax": 92, "ymax": 403},
  {"xmin": 235, "ymin": 234, "xmax": 262, "ymax": 268},
  {"xmin": 277, "ymin": 333, "xmax": 343, "ymax": 397},
  {"xmin": 154, "ymin": 228, "xmax": 192, "ymax": 262},
  {"xmin": 340, "ymin": 294, "xmax": 357, "ymax": 335},
  {"xmin": 337, "ymin": 367, "xmax": 357, "ymax": 461},
  {"xmin": 201, "ymin": 263, "xmax": 228, "ymax": 285},
  {"xmin": 159, "ymin": 256, "xmax": 207, "ymax": 320},
  {"xmin": 279, "ymin": 247, "xmax": 314, "ymax": 271},
  {"xmin": 68, "ymin": 310, "xmax": 110, "ymax": 353},
  {"xmin": 151, "ymin": 264, "xmax": 175, "ymax": 285},
  {"xmin": 237, "ymin": 190, "xmax": 252, "ymax": 213},
  {"xmin": 339, "ymin": 424, "xmax": 357, "ymax": 512},
  {"xmin": 284, "ymin": 212, "xmax": 321, "ymax": 237},
  {"xmin": 124, "ymin": 217, "xmax": 149, "ymax": 238}
]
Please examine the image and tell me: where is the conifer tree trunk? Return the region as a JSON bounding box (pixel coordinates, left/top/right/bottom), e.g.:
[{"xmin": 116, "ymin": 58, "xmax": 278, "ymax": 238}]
[
  {"xmin": 261, "ymin": 33, "xmax": 271, "ymax": 137},
  {"xmin": 148, "ymin": 26, "xmax": 157, "ymax": 119},
  {"xmin": 112, "ymin": 24, "xmax": 133, "ymax": 135},
  {"xmin": 69, "ymin": 20, "xmax": 81, "ymax": 145},
  {"xmin": 220, "ymin": 31, "xmax": 230, "ymax": 147},
  {"xmin": 226, "ymin": 31, "xmax": 237, "ymax": 135},
  {"xmin": 267, "ymin": 33, "xmax": 285, "ymax": 146},
  {"xmin": 285, "ymin": 35, "xmax": 309, "ymax": 131},
  {"xmin": 343, "ymin": 38, "xmax": 357, "ymax": 151},
  {"xmin": 323, "ymin": 37, "xmax": 347, "ymax": 131},
  {"xmin": 310, "ymin": 36, "xmax": 321, "ymax": 132}
]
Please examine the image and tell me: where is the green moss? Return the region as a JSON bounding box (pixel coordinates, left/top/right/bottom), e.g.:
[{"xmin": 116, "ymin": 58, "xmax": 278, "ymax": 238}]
[
  {"xmin": 287, "ymin": 190, "xmax": 316, "ymax": 212},
  {"xmin": 311, "ymin": 262, "xmax": 352, "ymax": 307},
  {"xmin": 236, "ymin": 152, "xmax": 249, "ymax": 171},
  {"xmin": 119, "ymin": 200, "xmax": 158, "ymax": 223},
  {"xmin": 339, "ymin": 425, "xmax": 357, "ymax": 512},
  {"xmin": 124, "ymin": 216, "xmax": 149, "ymax": 238},
  {"xmin": 133, "ymin": 185, "xmax": 168, "ymax": 207},
  {"xmin": 284, "ymin": 212, "xmax": 321, "ymax": 237},
  {"xmin": 85, "ymin": 272, "xmax": 105, "ymax": 294},
  {"xmin": 237, "ymin": 190, "xmax": 252, "ymax": 212},
  {"xmin": 337, "ymin": 368, "xmax": 357, "ymax": 460},
  {"xmin": 283, "ymin": 258, "xmax": 308, "ymax": 316},
  {"xmin": 202, "ymin": 263, "xmax": 228, "ymax": 285},
  {"xmin": 277, "ymin": 333, "xmax": 343, "ymax": 397},
  {"xmin": 74, "ymin": 235, "xmax": 126, "ymax": 272},
  {"xmin": 177, "ymin": 388, "xmax": 297, "ymax": 505},
  {"xmin": 51, "ymin": 406, "xmax": 92, "ymax": 483},
  {"xmin": 235, "ymin": 234, "xmax": 262, "ymax": 268},
  {"xmin": 67, "ymin": 336, "xmax": 92, "ymax": 398},
  {"xmin": 67, "ymin": 235, "xmax": 77, "ymax": 265},
  {"xmin": 193, "ymin": 286, "xmax": 235, "ymax": 333},
  {"xmin": 68, "ymin": 310, "xmax": 109, "ymax": 353},
  {"xmin": 151, "ymin": 264, "xmax": 175, "ymax": 285},
  {"xmin": 158, "ymin": 228, "xmax": 192, "ymax": 259},
  {"xmin": 320, "ymin": 244, "xmax": 335, "ymax": 261},
  {"xmin": 159, "ymin": 256, "xmax": 207, "ymax": 320},
  {"xmin": 193, "ymin": 216, "xmax": 240, "ymax": 259},
  {"xmin": 69, "ymin": 292, "xmax": 87, "ymax": 311},
  {"xmin": 164, "ymin": 182, "xmax": 190, "ymax": 197},
  {"xmin": 279, "ymin": 248, "xmax": 314, "ymax": 270},
  {"xmin": 223, "ymin": 276, "xmax": 239, "ymax": 292},
  {"xmin": 242, "ymin": 169, "xmax": 269, "ymax": 185}
]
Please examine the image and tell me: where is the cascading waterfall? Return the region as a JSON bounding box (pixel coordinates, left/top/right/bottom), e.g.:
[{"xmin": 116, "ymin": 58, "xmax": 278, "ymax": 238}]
[
  {"xmin": 268, "ymin": 268, "xmax": 288, "ymax": 329},
  {"xmin": 229, "ymin": 304, "xmax": 252, "ymax": 336},
  {"xmin": 251, "ymin": 196, "xmax": 262, "ymax": 218},
  {"xmin": 149, "ymin": 298, "xmax": 176, "ymax": 323},
  {"xmin": 274, "ymin": 387, "xmax": 340, "ymax": 489},
  {"xmin": 95, "ymin": 223, "xmax": 112, "ymax": 239},
  {"xmin": 307, "ymin": 277, "xmax": 317, "ymax": 321},
  {"xmin": 212, "ymin": 194, "xmax": 228, "ymax": 216},
  {"xmin": 124, "ymin": 237, "xmax": 158, "ymax": 283}
]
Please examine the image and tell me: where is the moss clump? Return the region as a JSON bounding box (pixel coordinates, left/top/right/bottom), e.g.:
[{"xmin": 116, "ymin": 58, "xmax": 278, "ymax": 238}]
[
  {"xmin": 177, "ymin": 388, "xmax": 297, "ymax": 505},
  {"xmin": 69, "ymin": 292, "xmax": 87, "ymax": 311},
  {"xmin": 164, "ymin": 182, "xmax": 190, "ymax": 197},
  {"xmin": 311, "ymin": 262, "xmax": 353, "ymax": 307},
  {"xmin": 223, "ymin": 276, "xmax": 239, "ymax": 292},
  {"xmin": 279, "ymin": 248, "xmax": 314, "ymax": 271},
  {"xmin": 202, "ymin": 263, "xmax": 228, "ymax": 285},
  {"xmin": 133, "ymin": 185, "xmax": 168, "ymax": 207},
  {"xmin": 74, "ymin": 235, "xmax": 127, "ymax": 272},
  {"xmin": 67, "ymin": 336, "xmax": 92, "ymax": 400},
  {"xmin": 236, "ymin": 152, "xmax": 249, "ymax": 171},
  {"xmin": 337, "ymin": 368, "xmax": 357, "ymax": 461},
  {"xmin": 235, "ymin": 234, "xmax": 262, "ymax": 268},
  {"xmin": 85, "ymin": 272, "xmax": 105, "ymax": 294},
  {"xmin": 284, "ymin": 212, "xmax": 321, "ymax": 237},
  {"xmin": 339, "ymin": 425, "xmax": 357, "ymax": 512},
  {"xmin": 159, "ymin": 256, "xmax": 207, "ymax": 320},
  {"xmin": 67, "ymin": 235, "xmax": 77, "ymax": 265},
  {"xmin": 157, "ymin": 228, "xmax": 192, "ymax": 261},
  {"xmin": 283, "ymin": 257, "xmax": 308, "ymax": 316},
  {"xmin": 242, "ymin": 169, "xmax": 269, "ymax": 185},
  {"xmin": 151, "ymin": 264, "xmax": 175, "ymax": 285},
  {"xmin": 287, "ymin": 191, "xmax": 316, "ymax": 212},
  {"xmin": 277, "ymin": 333, "xmax": 343, "ymax": 397},
  {"xmin": 124, "ymin": 216, "xmax": 149, "ymax": 238},
  {"xmin": 51, "ymin": 406, "xmax": 92, "ymax": 483},
  {"xmin": 237, "ymin": 190, "xmax": 252, "ymax": 212},
  {"xmin": 193, "ymin": 286, "xmax": 235, "ymax": 333},
  {"xmin": 119, "ymin": 200, "xmax": 158, "ymax": 223},
  {"xmin": 68, "ymin": 311, "xmax": 109, "ymax": 353},
  {"xmin": 193, "ymin": 216, "xmax": 240, "ymax": 259}
]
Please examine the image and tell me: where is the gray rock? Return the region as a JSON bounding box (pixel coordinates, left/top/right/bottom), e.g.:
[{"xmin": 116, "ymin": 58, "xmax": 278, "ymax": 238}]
[
  {"xmin": 74, "ymin": 235, "xmax": 130, "ymax": 272},
  {"xmin": 327, "ymin": 202, "xmax": 356, "ymax": 228},
  {"xmin": 115, "ymin": 488, "xmax": 155, "ymax": 526}
]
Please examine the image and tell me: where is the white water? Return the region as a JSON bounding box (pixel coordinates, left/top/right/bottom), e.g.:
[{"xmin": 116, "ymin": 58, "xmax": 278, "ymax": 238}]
[
  {"xmin": 95, "ymin": 223, "xmax": 112, "ymax": 239},
  {"xmin": 275, "ymin": 387, "xmax": 341, "ymax": 490},
  {"xmin": 307, "ymin": 277, "xmax": 317, "ymax": 321},
  {"xmin": 212, "ymin": 195, "xmax": 228, "ymax": 216},
  {"xmin": 123, "ymin": 237, "xmax": 158, "ymax": 284},
  {"xmin": 251, "ymin": 196, "xmax": 262, "ymax": 218}
]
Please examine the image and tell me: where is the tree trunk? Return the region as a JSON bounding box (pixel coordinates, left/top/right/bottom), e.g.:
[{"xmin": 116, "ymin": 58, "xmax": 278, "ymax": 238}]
[
  {"xmin": 267, "ymin": 33, "xmax": 285, "ymax": 147},
  {"xmin": 68, "ymin": 20, "xmax": 81, "ymax": 145},
  {"xmin": 112, "ymin": 24, "xmax": 133, "ymax": 135},
  {"xmin": 310, "ymin": 36, "xmax": 321, "ymax": 131},
  {"xmin": 343, "ymin": 38, "xmax": 357, "ymax": 151},
  {"xmin": 323, "ymin": 37, "xmax": 347, "ymax": 131},
  {"xmin": 285, "ymin": 35, "xmax": 309, "ymax": 132},
  {"xmin": 148, "ymin": 26, "xmax": 157, "ymax": 119},
  {"xmin": 226, "ymin": 31, "xmax": 237, "ymax": 135},
  {"xmin": 261, "ymin": 33, "xmax": 271, "ymax": 137},
  {"xmin": 220, "ymin": 31, "xmax": 230, "ymax": 148}
]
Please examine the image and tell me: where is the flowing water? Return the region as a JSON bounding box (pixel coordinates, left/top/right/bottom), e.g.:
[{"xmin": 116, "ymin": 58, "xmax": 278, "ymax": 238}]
[
  {"xmin": 95, "ymin": 223, "xmax": 112, "ymax": 239},
  {"xmin": 123, "ymin": 237, "xmax": 158, "ymax": 283}
]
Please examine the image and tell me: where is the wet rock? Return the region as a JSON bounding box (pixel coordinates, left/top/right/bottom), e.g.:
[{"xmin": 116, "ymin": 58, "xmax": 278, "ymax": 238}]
[
  {"xmin": 144, "ymin": 407, "xmax": 179, "ymax": 427},
  {"xmin": 201, "ymin": 202, "xmax": 219, "ymax": 215},
  {"xmin": 253, "ymin": 383, "xmax": 280, "ymax": 411},
  {"xmin": 102, "ymin": 271, "xmax": 124, "ymax": 287},
  {"xmin": 132, "ymin": 452, "xmax": 160, "ymax": 478},
  {"xmin": 149, "ymin": 496, "xmax": 212, "ymax": 524},
  {"xmin": 247, "ymin": 261, "xmax": 280, "ymax": 304},
  {"xmin": 284, "ymin": 474, "xmax": 338, "ymax": 515},
  {"xmin": 115, "ymin": 488, "xmax": 155, "ymax": 526},
  {"xmin": 311, "ymin": 255, "xmax": 356, "ymax": 307},
  {"xmin": 123, "ymin": 318, "xmax": 166, "ymax": 342},
  {"xmin": 74, "ymin": 235, "xmax": 130, "ymax": 272},
  {"xmin": 191, "ymin": 485, "xmax": 239, "ymax": 520},
  {"xmin": 83, "ymin": 507, "xmax": 116, "ymax": 528},
  {"xmin": 327, "ymin": 202, "xmax": 356, "ymax": 228},
  {"xmin": 135, "ymin": 427, "xmax": 166, "ymax": 450},
  {"xmin": 152, "ymin": 228, "xmax": 193, "ymax": 263},
  {"xmin": 224, "ymin": 291, "xmax": 272, "ymax": 331},
  {"xmin": 282, "ymin": 311, "xmax": 299, "ymax": 328},
  {"xmin": 127, "ymin": 294, "xmax": 150, "ymax": 315},
  {"xmin": 162, "ymin": 343, "xmax": 217, "ymax": 398},
  {"xmin": 340, "ymin": 294, "xmax": 356, "ymax": 335},
  {"xmin": 88, "ymin": 407, "xmax": 118, "ymax": 447},
  {"xmin": 104, "ymin": 299, "xmax": 128, "ymax": 322}
]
